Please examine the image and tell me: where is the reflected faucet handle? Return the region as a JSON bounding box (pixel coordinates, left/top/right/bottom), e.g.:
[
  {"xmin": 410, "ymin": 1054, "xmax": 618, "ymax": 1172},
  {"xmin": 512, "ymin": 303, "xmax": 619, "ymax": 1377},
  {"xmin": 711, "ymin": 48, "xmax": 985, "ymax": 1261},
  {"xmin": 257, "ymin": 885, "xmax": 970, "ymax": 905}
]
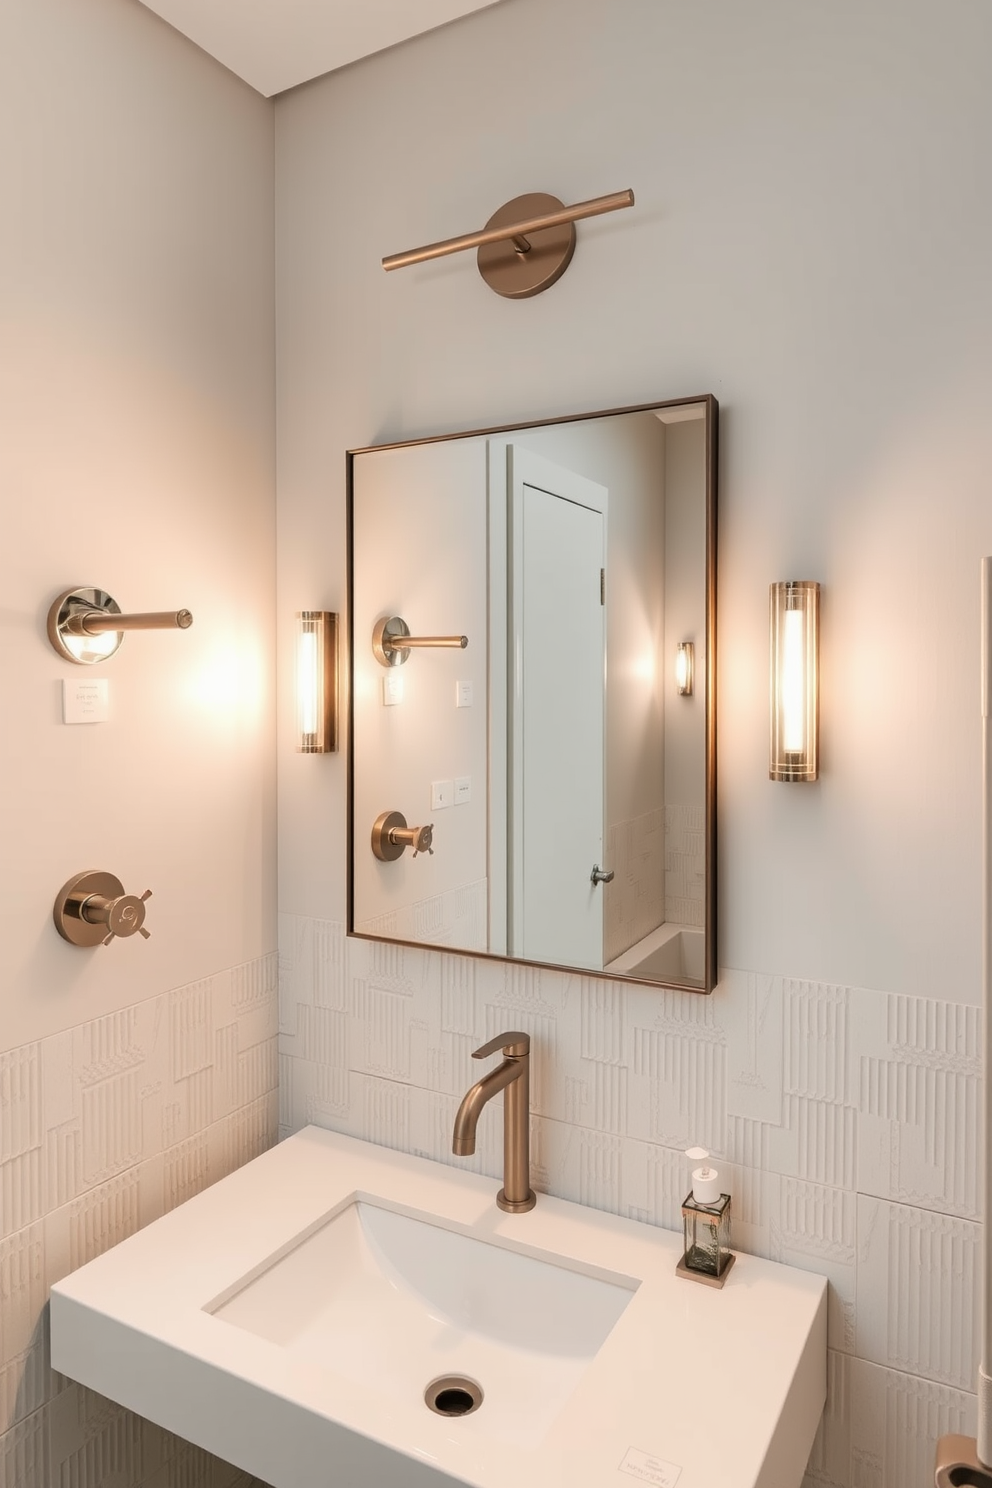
[{"xmin": 472, "ymin": 1030, "xmax": 530, "ymax": 1060}]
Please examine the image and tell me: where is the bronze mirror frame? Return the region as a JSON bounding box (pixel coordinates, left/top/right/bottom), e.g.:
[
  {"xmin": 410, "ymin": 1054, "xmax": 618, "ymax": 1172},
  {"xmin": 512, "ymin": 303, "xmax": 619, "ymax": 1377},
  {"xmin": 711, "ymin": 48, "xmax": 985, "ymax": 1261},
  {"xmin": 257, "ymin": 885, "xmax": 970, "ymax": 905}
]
[{"xmin": 346, "ymin": 394, "xmax": 717, "ymax": 993}]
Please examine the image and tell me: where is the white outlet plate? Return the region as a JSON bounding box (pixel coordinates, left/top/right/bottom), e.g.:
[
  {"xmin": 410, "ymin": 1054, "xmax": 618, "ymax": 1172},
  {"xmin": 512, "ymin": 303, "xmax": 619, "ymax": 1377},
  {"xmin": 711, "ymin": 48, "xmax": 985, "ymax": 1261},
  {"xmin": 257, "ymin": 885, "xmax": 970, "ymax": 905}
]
[
  {"xmin": 62, "ymin": 679, "xmax": 109, "ymax": 724},
  {"xmin": 455, "ymin": 776, "xmax": 471, "ymax": 804}
]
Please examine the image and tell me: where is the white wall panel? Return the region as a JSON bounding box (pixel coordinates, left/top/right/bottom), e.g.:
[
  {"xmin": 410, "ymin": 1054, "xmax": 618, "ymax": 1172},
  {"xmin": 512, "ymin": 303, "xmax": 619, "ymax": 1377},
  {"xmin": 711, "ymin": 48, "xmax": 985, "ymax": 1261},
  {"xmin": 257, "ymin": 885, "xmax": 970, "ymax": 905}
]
[{"xmin": 272, "ymin": 2, "xmax": 991, "ymax": 1486}]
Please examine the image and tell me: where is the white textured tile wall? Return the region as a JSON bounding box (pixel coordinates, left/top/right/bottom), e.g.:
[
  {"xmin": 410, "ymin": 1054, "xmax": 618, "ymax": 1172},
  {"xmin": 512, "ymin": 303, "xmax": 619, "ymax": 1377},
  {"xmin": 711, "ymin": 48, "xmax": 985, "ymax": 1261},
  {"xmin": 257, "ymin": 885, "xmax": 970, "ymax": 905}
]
[
  {"xmin": 663, "ymin": 802, "xmax": 706, "ymax": 929},
  {"xmin": 604, "ymin": 807, "xmax": 667, "ymax": 962},
  {"xmin": 353, "ymin": 877, "xmax": 489, "ymax": 953},
  {"xmin": 0, "ymin": 955, "xmax": 279, "ymax": 1488},
  {"xmin": 278, "ymin": 918, "xmax": 983, "ymax": 1488}
]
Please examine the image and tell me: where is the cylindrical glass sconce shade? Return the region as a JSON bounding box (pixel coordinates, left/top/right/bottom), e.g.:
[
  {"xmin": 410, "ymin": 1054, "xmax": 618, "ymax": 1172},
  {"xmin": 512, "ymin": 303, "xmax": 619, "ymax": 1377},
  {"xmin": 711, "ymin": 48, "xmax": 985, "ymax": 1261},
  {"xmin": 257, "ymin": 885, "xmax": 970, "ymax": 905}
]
[
  {"xmin": 296, "ymin": 611, "xmax": 338, "ymax": 753},
  {"xmin": 675, "ymin": 641, "xmax": 694, "ymax": 696},
  {"xmin": 770, "ymin": 581, "xmax": 819, "ymax": 781}
]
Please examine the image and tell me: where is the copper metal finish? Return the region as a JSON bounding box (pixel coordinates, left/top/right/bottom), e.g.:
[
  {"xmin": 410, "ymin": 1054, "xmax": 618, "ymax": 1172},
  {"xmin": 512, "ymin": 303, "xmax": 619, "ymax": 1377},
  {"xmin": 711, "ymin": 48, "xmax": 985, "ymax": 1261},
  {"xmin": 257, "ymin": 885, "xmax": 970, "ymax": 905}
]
[
  {"xmin": 675, "ymin": 1252, "xmax": 736, "ymax": 1290},
  {"xmin": 372, "ymin": 616, "xmax": 468, "ymax": 667},
  {"xmin": 371, "ymin": 811, "xmax": 434, "ymax": 861},
  {"xmin": 769, "ymin": 580, "xmax": 819, "ymax": 782},
  {"xmin": 452, "ymin": 1031, "xmax": 535, "ymax": 1212},
  {"xmin": 53, "ymin": 871, "xmax": 152, "ymax": 948},
  {"xmin": 934, "ymin": 1435, "xmax": 992, "ymax": 1486},
  {"xmin": 297, "ymin": 611, "xmax": 338, "ymax": 753},
  {"xmin": 48, "ymin": 587, "xmax": 193, "ymax": 664},
  {"xmin": 382, "ymin": 188, "xmax": 634, "ymax": 276},
  {"xmin": 476, "ymin": 194, "xmax": 576, "ymax": 299},
  {"xmin": 676, "ymin": 640, "xmax": 694, "ymax": 696}
]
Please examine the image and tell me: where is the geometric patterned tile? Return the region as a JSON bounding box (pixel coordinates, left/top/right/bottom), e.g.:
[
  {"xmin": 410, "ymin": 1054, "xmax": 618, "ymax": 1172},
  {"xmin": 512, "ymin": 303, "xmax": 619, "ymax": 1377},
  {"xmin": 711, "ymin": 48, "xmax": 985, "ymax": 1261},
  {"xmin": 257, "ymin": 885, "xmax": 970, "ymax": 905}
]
[
  {"xmin": 856, "ymin": 1195, "xmax": 980, "ymax": 1391},
  {"xmin": 0, "ymin": 952, "xmax": 278, "ymax": 1473}
]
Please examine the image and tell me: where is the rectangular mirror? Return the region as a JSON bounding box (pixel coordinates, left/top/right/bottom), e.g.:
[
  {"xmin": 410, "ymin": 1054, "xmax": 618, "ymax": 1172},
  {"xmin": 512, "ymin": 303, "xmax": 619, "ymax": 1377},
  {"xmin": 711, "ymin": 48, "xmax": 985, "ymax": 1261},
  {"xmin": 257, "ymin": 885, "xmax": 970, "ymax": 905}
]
[{"xmin": 347, "ymin": 395, "xmax": 717, "ymax": 991}]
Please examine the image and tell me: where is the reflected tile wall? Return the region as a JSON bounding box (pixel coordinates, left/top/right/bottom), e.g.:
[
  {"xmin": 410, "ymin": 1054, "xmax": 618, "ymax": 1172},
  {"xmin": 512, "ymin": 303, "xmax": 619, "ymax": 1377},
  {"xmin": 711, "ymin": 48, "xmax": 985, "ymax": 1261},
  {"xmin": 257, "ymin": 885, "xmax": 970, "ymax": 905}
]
[
  {"xmin": 279, "ymin": 917, "xmax": 983, "ymax": 1488},
  {"xmin": 0, "ymin": 955, "xmax": 279, "ymax": 1488},
  {"xmin": 604, "ymin": 807, "xmax": 667, "ymax": 962}
]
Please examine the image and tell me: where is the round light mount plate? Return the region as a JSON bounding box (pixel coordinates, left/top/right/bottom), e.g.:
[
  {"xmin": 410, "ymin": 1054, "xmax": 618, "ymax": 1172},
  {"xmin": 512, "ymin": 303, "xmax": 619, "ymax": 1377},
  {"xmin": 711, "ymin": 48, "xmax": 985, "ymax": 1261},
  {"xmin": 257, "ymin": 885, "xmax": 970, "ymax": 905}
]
[
  {"xmin": 477, "ymin": 194, "xmax": 576, "ymax": 299},
  {"xmin": 372, "ymin": 616, "xmax": 411, "ymax": 667},
  {"xmin": 54, "ymin": 870, "xmax": 125, "ymax": 947},
  {"xmin": 48, "ymin": 587, "xmax": 123, "ymax": 665}
]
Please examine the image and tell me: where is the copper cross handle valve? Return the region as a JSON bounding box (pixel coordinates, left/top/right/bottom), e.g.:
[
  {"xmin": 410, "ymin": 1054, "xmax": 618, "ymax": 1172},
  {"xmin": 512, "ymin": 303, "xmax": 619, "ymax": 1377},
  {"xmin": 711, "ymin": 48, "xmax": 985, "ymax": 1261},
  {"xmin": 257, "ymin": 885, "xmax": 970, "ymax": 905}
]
[
  {"xmin": 371, "ymin": 811, "xmax": 434, "ymax": 862},
  {"xmin": 53, "ymin": 871, "xmax": 152, "ymax": 947}
]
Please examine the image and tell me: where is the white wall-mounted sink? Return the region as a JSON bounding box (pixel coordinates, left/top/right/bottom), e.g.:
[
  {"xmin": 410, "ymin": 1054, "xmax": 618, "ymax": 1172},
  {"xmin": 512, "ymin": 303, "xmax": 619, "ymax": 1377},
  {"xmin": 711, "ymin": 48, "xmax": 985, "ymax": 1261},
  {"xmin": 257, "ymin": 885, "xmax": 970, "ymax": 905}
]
[
  {"xmin": 51, "ymin": 1126, "xmax": 827, "ymax": 1488},
  {"xmin": 212, "ymin": 1198, "xmax": 636, "ymax": 1449}
]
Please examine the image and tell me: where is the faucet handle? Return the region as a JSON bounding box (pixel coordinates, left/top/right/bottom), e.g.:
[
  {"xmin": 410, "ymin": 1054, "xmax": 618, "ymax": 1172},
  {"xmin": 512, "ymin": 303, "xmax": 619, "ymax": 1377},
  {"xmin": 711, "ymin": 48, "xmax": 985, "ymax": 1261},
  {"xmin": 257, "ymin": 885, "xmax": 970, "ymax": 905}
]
[{"xmin": 472, "ymin": 1030, "xmax": 530, "ymax": 1060}]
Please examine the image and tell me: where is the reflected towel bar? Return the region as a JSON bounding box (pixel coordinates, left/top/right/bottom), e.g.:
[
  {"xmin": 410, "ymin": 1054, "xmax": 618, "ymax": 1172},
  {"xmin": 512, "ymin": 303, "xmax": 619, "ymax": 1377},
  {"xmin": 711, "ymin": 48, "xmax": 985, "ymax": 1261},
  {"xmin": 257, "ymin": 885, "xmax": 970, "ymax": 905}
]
[{"xmin": 373, "ymin": 616, "xmax": 468, "ymax": 668}]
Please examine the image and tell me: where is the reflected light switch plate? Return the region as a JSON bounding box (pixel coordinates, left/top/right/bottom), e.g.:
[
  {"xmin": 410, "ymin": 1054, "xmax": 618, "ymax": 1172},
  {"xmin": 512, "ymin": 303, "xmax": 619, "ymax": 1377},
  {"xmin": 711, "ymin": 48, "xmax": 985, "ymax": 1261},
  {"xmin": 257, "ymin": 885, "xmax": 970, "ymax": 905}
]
[
  {"xmin": 62, "ymin": 679, "xmax": 109, "ymax": 723},
  {"xmin": 382, "ymin": 673, "xmax": 404, "ymax": 706}
]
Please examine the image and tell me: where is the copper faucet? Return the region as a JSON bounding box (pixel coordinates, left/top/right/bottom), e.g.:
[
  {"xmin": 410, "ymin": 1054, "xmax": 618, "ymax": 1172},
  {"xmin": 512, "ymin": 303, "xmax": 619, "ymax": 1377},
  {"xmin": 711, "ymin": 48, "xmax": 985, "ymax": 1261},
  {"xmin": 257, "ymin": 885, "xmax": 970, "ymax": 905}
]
[{"xmin": 452, "ymin": 1031, "xmax": 536, "ymax": 1213}]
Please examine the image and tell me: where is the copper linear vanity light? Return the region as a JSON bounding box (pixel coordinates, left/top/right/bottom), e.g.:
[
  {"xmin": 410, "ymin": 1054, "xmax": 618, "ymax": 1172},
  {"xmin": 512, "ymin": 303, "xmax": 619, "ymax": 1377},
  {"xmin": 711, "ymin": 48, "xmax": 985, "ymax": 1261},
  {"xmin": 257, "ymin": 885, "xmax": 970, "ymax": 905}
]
[{"xmin": 382, "ymin": 189, "xmax": 635, "ymax": 299}]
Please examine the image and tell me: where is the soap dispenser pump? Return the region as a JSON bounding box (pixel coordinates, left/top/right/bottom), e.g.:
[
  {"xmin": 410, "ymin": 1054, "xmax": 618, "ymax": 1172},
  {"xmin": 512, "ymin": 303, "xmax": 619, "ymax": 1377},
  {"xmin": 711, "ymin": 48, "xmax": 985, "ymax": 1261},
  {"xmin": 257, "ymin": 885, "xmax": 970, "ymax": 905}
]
[{"xmin": 677, "ymin": 1146, "xmax": 734, "ymax": 1287}]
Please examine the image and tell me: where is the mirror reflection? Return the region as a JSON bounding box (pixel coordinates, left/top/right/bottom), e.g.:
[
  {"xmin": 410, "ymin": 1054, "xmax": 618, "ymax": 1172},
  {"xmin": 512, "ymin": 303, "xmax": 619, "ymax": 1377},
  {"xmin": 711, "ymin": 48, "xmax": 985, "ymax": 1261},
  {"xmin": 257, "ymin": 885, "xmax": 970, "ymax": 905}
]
[{"xmin": 348, "ymin": 397, "xmax": 716, "ymax": 990}]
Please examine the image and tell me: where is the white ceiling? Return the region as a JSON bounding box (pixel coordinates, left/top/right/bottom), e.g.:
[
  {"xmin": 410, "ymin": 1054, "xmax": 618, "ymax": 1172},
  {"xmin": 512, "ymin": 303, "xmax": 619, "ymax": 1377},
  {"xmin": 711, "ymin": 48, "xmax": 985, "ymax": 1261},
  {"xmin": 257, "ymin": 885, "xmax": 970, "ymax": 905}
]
[{"xmin": 136, "ymin": 0, "xmax": 505, "ymax": 98}]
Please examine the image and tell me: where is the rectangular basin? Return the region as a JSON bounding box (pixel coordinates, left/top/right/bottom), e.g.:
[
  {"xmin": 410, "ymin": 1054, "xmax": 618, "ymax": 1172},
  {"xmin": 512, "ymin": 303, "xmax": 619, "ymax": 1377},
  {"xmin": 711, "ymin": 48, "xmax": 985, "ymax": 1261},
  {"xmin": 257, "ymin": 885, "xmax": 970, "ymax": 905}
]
[
  {"xmin": 211, "ymin": 1198, "xmax": 637, "ymax": 1448},
  {"xmin": 50, "ymin": 1126, "xmax": 827, "ymax": 1488}
]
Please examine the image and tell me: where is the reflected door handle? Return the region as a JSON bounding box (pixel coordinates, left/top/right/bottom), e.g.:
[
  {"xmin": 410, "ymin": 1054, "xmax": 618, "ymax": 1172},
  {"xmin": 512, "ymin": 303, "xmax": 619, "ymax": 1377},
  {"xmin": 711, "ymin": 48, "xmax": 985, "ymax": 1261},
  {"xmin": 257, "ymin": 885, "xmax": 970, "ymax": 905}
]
[{"xmin": 590, "ymin": 865, "xmax": 615, "ymax": 885}]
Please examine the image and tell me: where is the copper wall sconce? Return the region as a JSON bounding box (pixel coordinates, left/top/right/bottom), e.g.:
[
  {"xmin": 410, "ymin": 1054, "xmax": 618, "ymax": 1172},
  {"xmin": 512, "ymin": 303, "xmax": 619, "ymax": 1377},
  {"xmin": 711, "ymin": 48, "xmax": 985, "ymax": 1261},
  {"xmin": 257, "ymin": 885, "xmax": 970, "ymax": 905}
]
[
  {"xmin": 296, "ymin": 610, "xmax": 338, "ymax": 753},
  {"xmin": 770, "ymin": 581, "xmax": 820, "ymax": 781},
  {"xmin": 675, "ymin": 641, "xmax": 694, "ymax": 696},
  {"xmin": 382, "ymin": 188, "xmax": 635, "ymax": 299}
]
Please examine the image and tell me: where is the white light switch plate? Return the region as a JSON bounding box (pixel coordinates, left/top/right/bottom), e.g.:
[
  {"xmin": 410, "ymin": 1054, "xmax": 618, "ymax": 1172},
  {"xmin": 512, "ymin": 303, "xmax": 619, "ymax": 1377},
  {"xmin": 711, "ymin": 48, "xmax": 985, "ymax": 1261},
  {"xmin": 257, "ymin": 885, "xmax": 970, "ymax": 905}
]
[
  {"xmin": 431, "ymin": 780, "xmax": 454, "ymax": 809},
  {"xmin": 456, "ymin": 680, "xmax": 473, "ymax": 707},
  {"xmin": 382, "ymin": 673, "xmax": 404, "ymax": 705},
  {"xmin": 454, "ymin": 776, "xmax": 471, "ymax": 804},
  {"xmin": 62, "ymin": 678, "xmax": 109, "ymax": 723}
]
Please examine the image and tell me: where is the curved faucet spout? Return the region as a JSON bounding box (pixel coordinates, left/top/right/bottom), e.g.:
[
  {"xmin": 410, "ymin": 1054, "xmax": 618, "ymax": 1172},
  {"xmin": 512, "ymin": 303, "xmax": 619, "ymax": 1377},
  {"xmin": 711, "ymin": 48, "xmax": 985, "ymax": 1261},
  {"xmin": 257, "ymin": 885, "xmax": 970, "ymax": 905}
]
[
  {"xmin": 451, "ymin": 1031, "xmax": 536, "ymax": 1212},
  {"xmin": 452, "ymin": 1057, "xmax": 523, "ymax": 1155}
]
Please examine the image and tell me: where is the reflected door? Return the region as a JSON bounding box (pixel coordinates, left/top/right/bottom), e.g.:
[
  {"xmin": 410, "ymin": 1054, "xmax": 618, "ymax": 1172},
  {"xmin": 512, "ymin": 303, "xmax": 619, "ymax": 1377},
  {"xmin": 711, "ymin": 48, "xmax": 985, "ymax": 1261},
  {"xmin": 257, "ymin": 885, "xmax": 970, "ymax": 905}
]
[{"xmin": 509, "ymin": 447, "xmax": 607, "ymax": 968}]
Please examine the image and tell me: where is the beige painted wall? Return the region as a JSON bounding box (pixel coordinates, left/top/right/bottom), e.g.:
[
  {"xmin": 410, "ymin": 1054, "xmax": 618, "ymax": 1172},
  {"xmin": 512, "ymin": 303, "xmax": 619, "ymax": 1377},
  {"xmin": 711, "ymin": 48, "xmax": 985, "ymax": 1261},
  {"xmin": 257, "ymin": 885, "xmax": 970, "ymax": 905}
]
[
  {"xmin": 0, "ymin": 1, "xmax": 277, "ymax": 1482},
  {"xmin": 351, "ymin": 438, "xmax": 488, "ymax": 949}
]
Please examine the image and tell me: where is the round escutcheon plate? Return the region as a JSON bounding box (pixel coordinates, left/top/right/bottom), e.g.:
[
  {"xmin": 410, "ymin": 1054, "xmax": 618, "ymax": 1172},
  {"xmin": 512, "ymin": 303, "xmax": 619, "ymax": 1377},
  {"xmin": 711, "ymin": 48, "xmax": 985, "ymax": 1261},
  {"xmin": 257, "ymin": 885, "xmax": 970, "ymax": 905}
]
[{"xmin": 477, "ymin": 193, "xmax": 576, "ymax": 299}]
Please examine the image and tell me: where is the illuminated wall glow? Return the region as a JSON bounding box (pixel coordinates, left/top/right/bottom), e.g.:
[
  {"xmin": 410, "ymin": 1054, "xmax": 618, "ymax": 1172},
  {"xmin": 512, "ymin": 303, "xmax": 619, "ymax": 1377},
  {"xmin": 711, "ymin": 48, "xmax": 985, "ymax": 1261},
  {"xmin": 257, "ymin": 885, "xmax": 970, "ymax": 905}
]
[
  {"xmin": 770, "ymin": 581, "xmax": 819, "ymax": 781},
  {"xmin": 296, "ymin": 610, "xmax": 337, "ymax": 753}
]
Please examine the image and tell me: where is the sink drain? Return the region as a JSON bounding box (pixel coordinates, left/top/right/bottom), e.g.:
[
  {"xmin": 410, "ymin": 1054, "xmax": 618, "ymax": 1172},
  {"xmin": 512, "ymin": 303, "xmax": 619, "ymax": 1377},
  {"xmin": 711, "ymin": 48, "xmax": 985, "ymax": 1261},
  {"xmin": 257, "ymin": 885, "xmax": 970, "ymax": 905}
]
[{"xmin": 424, "ymin": 1375, "xmax": 483, "ymax": 1417}]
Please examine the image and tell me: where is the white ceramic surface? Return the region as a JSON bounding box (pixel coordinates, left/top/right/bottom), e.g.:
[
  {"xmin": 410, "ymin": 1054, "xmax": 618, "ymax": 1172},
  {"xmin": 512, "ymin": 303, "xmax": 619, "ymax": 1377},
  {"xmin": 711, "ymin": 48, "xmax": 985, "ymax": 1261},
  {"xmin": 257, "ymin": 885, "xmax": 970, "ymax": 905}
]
[
  {"xmin": 50, "ymin": 1125, "xmax": 827, "ymax": 1488},
  {"xmin": 213, "ymin": 1200, "xmax": 636, "ymax": 1447}
]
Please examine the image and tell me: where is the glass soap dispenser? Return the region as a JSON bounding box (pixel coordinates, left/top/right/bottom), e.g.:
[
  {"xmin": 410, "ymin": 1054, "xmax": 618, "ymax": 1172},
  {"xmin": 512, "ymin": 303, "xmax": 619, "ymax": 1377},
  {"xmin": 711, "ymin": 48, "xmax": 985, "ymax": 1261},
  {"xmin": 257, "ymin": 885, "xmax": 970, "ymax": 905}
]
[{"xmin": 677, "ymin": 1146, "xmax": 734, "ymax": 1287}]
